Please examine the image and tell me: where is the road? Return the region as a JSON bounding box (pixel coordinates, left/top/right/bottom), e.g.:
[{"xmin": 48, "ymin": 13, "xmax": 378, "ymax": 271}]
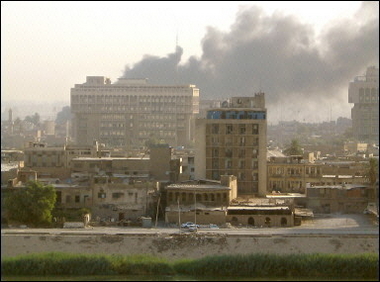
[{"xmin": 2, "ymin": 214, "xmax": 378, "ymax": 236}]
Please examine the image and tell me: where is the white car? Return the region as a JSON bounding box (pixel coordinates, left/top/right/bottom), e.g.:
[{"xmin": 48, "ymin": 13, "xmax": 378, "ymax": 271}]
[{"xmin": 181, "ymin": 222, "xmax": 200, "ymax": 228}]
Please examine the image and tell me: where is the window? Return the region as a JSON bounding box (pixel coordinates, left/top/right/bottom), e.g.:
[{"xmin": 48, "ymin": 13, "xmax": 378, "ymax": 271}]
[
  {"xmin": 239, "ymin": 160, "xmax": 245, "ymax": 169},
  {"xmin": 212, "ymin": 159, "xmax": 219, "ymax": 169},
  {"xmin": 239, "ymin": 149, "xmax": 245, "ymax": 158},
  {"xmin": 225, "ymin": 160, "xmax": 232, "ymax": 169},
  {"xmin": 98, "ymin": 192, "xmax": 106, "ymax": 198},
  {"xmin": 252, "ymin": 149, "xmax": 258, "ymax": 158},
  {"xmin": 252, "ymin": 124, "xmax": 259, "ymax": 134},
  {"xmin": 212, "ymin": 148, "xmax": 219, "ymax": 157},
  {"xmin": 252, "ymin": 160, "xmax": 258, "ymax": 169},
  {"xmin": 239, "ymin": 125, "xmax": 246, "ymax": 134},
  {"xmin": 265, "ymin": 217, "xmax": 271, "ymax": 226},
  {"xmin": 211, "ymin": 124, "xmax": 219, "ymax": 134},
  {"xmin": 239, "ymin": 172, "xmax": 246, "ymax": 180},
  {"xmin": 252, "ymin": 173, "xmax": 258, "ymax": 181},
  {"xmin": 225, "ymin": 149, "xmax": 232, "ymax": 158},
  {"xmin": 226, "ymin": 124, "xmax": 233, "ymax": 134},
  {"xmin": 112, "ymin": 192, "xmax": 124, "ymax": 199},
  {"xmin": 75, "ymin": 195, "xmax": 80, "ymax": 203}
]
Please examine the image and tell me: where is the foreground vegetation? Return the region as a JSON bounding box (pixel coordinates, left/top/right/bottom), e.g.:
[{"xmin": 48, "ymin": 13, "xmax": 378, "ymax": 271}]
[{"xmin": 1, "ymin": 252, "xmax": 378, "ymax": 279}]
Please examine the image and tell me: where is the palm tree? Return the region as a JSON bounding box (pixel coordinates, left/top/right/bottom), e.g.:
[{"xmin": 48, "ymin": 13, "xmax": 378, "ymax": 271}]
[{"xmin": 283, "ymin": 139, "xmax": 303, "ymax": 156}]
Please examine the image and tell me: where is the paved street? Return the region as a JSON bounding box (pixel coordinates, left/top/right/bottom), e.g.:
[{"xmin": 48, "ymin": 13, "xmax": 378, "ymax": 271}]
[{"xmin": 2, "ymin": 214, "xmax": 378, "ymax": 236}]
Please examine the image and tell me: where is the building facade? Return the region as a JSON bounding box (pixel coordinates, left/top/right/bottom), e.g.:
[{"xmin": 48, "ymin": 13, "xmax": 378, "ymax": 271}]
[
  {"xmin": 267, "ymin": 156, "xmax": 323, "ymax": 194},
  {"xmin": 22, "ymin": 142, "xmax": 109, "ymax": 179},
  {"xmin": 195, "ymin": 93, "xmax": 267, "ymax": 197},
  {"xmin": 348, "ymin": 66, "xmax": 379, "ymax": 144},
  {"xmin": 71, "ymin": 76, "xmax": 200, "ymax": 148},
  {"xmin": 164, "ymin": 176, "xmax": 237, "ymax": 225},
  {"xmin": 306, "ymin": 184, "xmax": 371, "ymax": 213}
]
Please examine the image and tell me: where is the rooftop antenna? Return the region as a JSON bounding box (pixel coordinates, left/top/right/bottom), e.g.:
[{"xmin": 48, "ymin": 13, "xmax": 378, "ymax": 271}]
[
  {"xmin": 259, "ymin": 78, "xmax": 262, "ymax": 93},
  {"xmin": 175, "ymin": 30, "xmax": 179, "ymax": 83}
]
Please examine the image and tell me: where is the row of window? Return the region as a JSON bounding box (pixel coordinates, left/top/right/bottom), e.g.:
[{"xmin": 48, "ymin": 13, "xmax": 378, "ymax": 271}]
[
  {"xmin": 167, "ymin": 191, "xmax": 228, "ymax": 203},
  {"xmin": 211, "ymin": 159, "xmax": 259, "ymax": 169},
  {"xmin": 209, "ymin": 147, "xmax": 259, "ymax": 158},
  {"xmin": 208, "ymin": 170, "xmax": 259, "ymax": 182},
  {"xmin": 208, "ymin": 124, "xmax": 259, "ymax": 135},
  {"xmin": 207, "ymin": 110, "xmax": 266, "ymax": 120},
  {"xmin": 72, "ymin": 104, "xmax": 192, "ymax": 113},
  {"xmin": 72, "ymin": 94, "xmax": 195, "ymax": 104},
  {"xmin": 268, "ymin": 167, "xmax": 322, "ymax": 175},
  {"xmin": 74, "ymin": 86, "xmax": 194, "ymax": 91}
]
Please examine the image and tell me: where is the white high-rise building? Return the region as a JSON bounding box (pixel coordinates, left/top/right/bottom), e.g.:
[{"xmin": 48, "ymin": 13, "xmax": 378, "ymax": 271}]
[{"xmin": 71, "ymin": 76, "xmax": 199, "ymax": 148}]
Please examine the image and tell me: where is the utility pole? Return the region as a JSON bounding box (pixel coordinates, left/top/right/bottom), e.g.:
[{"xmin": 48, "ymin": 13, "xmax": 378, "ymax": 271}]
[
  {"xmin": 178, "ymin": 197, "xmax": 181, "ymax": 233},
  {"xmin": 155, "ymin": 193, "xmax": 160, "ymax": 228}
]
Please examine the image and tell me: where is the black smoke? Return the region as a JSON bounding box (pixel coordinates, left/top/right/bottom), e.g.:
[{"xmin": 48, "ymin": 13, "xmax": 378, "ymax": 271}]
[{"xmin": 121, "ymin": 2, "xmax": 379, "ymax": 123}]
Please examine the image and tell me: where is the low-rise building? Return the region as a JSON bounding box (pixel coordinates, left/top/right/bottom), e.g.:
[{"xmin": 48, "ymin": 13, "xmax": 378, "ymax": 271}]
[
  {"xmin": 226, "ymin": 205, "xmax": 294, "ymax": 227},
  {"xmin": 306, "ymin": 184, "xmax": 371, "ymax": 213},
  {"xmin": 164, "ymin": 175, "xmax": 237, "ymax": 225}
]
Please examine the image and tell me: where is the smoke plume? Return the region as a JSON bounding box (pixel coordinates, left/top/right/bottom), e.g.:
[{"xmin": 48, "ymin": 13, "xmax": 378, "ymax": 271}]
[{"xmin": 121, "ymin": 2, "xmax": 379, "ymax": 123}]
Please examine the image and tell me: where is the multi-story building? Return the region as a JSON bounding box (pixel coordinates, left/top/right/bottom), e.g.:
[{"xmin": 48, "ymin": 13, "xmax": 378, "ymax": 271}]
[
  {"xmin": 267, "ymin": 155, "xmax": 369, "ymax": 194},
  {"xmin": 195, "ymin": 93, "xmax": 267, "ymax": 197},
  {"xmin": 70, "ymin": 145, "xmax": 180, "ymax": 183},
  {"xmin": 71, "ymin": 76, "xmax": 200, "ymax": 148},
  {"xmin": 348, "ymin": 66, "xmax": 379, "ymax": 144},
  {"xmin": 22, "ymin": 141, "xmax": 110, "ymax": 179},
  {"xmin": 267, "ymin": 156, "xmax": 323, "ymax": 194}
]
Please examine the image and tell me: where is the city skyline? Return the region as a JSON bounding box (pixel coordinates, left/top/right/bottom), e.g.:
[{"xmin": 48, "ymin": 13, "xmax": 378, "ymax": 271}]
[{"xmin": 2, "ymin": 1, "xmax": 378, "ymax": 124}]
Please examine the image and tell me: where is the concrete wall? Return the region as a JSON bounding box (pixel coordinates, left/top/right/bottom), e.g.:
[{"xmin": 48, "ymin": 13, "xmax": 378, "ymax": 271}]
[{"xmin": 2, "ymin": 233, "xmax": 377, "ymax": 260}]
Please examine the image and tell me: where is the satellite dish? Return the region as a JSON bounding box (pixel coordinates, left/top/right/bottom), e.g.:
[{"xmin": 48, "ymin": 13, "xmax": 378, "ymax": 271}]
[{"xmin": 221, "ymin": 101, "xmax": 228, "ymax": 108}]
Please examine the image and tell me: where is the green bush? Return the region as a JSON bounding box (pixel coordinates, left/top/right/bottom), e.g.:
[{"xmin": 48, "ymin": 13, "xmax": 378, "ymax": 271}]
[{"xmin": 2, "ymin": 252, "xmax": 378, "ymax": 279}]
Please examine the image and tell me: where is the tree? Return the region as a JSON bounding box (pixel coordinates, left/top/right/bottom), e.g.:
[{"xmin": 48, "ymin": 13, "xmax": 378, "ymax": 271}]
[
  {"xmin": 5, "ymin": 181, "xmax": 56, "ymax": 227},
  {"xmin": 55, "ymin": 106, "xmax": 71, "ymax": 124},
  {"xmin": 364, "ymin": 158, "xmax": 379, "ymax": 215},
  {"xmin": 283, "ymin": 139, "xmax": 303, "ymax": 156},
  {"xmin": 365, "ymin": 158, "xmax": 378, "ymax": 186},
  {"xmin": 24, "ymin": 112, "xmax": 40, "ymax": 126}
]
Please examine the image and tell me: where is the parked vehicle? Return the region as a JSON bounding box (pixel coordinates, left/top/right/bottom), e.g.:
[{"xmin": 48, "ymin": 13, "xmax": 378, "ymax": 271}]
[
  {"xmin": 188, "ymin": 225, "xmax": 198, "ymax": 232},
  {"xmin": 181, "ymin": 222, "xmax": 200, "ymax": 228}
]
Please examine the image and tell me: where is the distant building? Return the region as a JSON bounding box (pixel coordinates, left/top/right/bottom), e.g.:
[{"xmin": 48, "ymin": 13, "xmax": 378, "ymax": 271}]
[
  {"xmin": 306, "ymin": 184, "xmax": 372, "ymax": 213},
  {"xmin": 70, "ymin": 76, "xmax": 200, "ymax": 148},
  {"xmin": 348, "ymin": 66, "xmax": 379, "ymax": 144},
  {"xmin": 22, "ymin": 142, "xmax": 109, "ymax": 179},
  {"xmin": 195, "ymin": 93, "xmax": 267, "ymax": 197},
  {"xmin": 343, "ymin": 141, "xmax": 368, "ymax": 154}
]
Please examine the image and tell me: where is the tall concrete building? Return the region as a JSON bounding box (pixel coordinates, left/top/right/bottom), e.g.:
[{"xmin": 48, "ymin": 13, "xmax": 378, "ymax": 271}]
[
  {"xmin": 71, "ymin": 76, "xmax": 199, "ymax": 148},
  {"xmin": 348, "ymin": 66, "xmax": 379, "ymax": 144},
  {"xmin": 195, "ymin": 93, "xmax": 267, "ymax": 197}
]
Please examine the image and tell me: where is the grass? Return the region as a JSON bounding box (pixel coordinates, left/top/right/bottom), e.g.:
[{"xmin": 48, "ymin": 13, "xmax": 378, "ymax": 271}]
[{"xmin": 1, "ymin": 252, "xmax": 378, "ymax": 279}]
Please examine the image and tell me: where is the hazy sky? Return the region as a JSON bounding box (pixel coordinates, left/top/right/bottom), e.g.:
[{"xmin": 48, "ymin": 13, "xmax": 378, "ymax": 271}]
[{"xmin": 1, "ymin": 1, "xmax": 378, "ymax": 123}]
